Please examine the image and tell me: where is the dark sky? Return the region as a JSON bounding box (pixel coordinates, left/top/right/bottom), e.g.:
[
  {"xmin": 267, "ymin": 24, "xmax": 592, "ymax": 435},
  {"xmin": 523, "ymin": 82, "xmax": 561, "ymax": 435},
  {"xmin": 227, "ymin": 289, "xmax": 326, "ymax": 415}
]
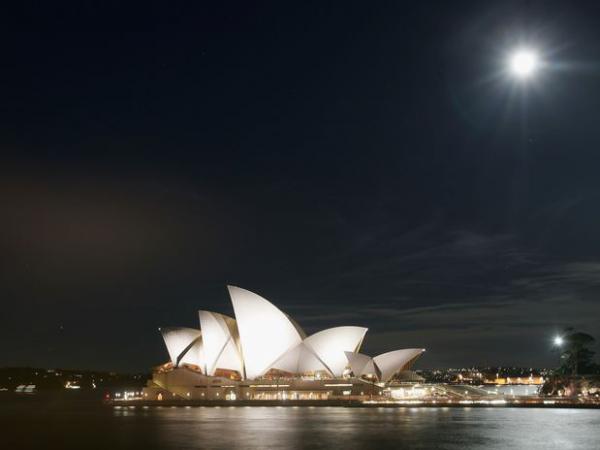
[{"xmin": 2, "ymin": 1, "xmax": 600, "ymax": 372}]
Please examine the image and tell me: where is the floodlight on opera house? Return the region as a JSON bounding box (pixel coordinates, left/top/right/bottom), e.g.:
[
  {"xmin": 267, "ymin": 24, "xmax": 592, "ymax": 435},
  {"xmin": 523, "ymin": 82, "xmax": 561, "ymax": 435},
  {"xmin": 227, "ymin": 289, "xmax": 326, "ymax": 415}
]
[{"xmin": 159, "ymin": 285, "xmax": 425, "ymax": 382}]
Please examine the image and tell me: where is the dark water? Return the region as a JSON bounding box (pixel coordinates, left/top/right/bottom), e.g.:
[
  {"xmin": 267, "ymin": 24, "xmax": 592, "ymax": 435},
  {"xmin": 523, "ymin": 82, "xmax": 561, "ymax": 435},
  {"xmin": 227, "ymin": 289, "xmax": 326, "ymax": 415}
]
[{"xmin": 3, "ymin": 397, "xmax": 599, "ymax": 449}]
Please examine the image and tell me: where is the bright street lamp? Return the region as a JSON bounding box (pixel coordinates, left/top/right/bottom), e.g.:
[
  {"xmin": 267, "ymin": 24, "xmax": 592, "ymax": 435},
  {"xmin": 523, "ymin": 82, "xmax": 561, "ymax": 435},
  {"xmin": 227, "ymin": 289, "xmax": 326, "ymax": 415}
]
[{"xmin": 553, "ymin": 336, "xmax": 564, "ymax": 346}]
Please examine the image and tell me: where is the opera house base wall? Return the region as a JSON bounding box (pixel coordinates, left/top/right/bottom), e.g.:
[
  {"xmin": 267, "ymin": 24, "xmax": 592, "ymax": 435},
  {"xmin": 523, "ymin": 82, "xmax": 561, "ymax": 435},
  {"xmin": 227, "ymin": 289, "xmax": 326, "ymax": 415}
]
[{"xmin": 142, "ymin": 367, "xmax": 385, "ymax": 402}]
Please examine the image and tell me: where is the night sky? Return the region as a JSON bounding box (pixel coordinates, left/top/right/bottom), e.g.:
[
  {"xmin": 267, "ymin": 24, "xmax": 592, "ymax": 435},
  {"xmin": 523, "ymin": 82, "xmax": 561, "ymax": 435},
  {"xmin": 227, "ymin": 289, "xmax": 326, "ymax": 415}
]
[{"xmin": 2, "ymin": 1, "xmax": 600, "ymax": 372}]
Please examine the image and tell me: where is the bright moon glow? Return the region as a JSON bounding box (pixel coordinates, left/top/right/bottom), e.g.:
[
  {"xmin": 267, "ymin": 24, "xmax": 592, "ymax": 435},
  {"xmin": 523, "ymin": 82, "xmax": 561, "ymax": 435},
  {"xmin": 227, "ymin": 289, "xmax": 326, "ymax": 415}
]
[
  {"xmin": 509, "ymin": 49, "xmax": 539, "ymax": 78},
  {"xmin": 554, "ymin": 336, "xmax": 564, "ymax": 346}
]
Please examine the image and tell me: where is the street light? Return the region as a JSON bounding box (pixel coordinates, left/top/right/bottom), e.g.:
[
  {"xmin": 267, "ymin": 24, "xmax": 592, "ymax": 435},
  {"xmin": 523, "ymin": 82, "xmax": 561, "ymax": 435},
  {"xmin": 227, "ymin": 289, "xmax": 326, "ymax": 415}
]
[{"xmin": 553, "ymin": 336, "xmax": 564, "ymax": 346}]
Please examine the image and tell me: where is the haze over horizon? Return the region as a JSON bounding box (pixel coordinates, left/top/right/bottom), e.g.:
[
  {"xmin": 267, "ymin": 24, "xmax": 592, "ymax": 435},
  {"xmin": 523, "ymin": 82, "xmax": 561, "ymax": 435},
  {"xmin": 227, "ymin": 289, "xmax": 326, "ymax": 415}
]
[{"xmin": 2, "ymin": 1, "xmax": 600, "ymax": 372}]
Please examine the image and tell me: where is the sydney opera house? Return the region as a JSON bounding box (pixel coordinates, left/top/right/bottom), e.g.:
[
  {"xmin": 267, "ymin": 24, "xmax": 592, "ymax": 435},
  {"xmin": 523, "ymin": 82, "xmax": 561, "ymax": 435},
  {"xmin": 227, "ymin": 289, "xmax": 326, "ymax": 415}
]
[{"xmin": 143, "ymin": 286, "xmax": 425, "ymax": 401}]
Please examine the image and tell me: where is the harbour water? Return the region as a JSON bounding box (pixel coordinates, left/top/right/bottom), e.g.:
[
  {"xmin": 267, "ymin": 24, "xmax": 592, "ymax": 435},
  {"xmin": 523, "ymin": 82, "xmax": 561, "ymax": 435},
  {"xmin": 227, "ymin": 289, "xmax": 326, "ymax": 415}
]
[{"xmin": 3, "ymin": 396, "xmax": 599, "ymax": 449}]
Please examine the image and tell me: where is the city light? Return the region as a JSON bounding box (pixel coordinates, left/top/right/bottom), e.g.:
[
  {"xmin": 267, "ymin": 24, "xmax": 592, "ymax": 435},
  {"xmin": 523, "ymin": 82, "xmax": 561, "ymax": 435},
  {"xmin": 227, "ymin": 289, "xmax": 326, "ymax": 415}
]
[{"xmin": 553, "ymin": 336, "xmax": 564, "ymax": 346}]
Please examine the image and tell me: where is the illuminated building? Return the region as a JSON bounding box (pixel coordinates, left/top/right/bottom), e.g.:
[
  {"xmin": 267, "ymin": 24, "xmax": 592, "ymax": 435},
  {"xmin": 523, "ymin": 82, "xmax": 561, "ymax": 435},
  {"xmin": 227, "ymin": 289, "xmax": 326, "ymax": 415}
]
[{"xmin": 144, "ymin": 286, "xmax": 425, "ymax": 401}]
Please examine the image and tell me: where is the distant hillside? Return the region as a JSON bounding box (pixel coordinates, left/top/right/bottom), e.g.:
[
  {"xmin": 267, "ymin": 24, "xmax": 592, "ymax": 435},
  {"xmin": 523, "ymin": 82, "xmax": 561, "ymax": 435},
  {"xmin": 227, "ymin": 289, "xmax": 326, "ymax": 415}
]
[{"xmin": 0, "ymin": 367, "xmax": 149, "ymax": 392}]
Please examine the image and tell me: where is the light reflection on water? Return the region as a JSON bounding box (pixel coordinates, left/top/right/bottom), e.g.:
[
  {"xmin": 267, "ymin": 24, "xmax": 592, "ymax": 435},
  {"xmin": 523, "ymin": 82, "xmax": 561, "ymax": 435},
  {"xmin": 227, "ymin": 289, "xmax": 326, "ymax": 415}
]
[
  {"xmin": 4, "ymin": 400, "xmax": 600, "ymax": 450},
  {"xmin": 130, "ymin": 406, "xmax": 598, "ymax": 450}
]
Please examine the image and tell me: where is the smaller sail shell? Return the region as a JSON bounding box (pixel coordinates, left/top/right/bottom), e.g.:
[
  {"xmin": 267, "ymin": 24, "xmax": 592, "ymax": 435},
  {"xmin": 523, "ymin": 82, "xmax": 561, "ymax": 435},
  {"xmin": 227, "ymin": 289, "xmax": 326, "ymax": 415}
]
[{"xmin": 159, "ymin": 327, "xmax": 203, "ymax": 367}]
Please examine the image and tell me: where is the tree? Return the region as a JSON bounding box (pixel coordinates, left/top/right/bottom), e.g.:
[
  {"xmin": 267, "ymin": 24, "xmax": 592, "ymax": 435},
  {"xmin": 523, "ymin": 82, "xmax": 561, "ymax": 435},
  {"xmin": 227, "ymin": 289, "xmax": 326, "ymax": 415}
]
[{"xmin": 555, "ymin": 328, "xmax": 596, "ymax": 376}]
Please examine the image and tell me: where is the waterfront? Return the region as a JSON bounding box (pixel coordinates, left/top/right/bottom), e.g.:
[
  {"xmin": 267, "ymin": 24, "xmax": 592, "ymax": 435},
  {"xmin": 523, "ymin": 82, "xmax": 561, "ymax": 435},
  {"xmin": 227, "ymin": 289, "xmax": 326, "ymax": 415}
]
[{"xmin": 3, "ymin": 396, "xmax": 599, "ymax": 449}]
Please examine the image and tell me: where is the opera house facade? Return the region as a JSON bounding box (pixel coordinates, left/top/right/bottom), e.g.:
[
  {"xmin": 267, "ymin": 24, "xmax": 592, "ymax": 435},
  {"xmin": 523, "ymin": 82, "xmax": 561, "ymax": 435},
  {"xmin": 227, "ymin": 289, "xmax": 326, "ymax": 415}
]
[{"xmin": 143, "ymin": 286, "xmax": 425, "ymax": 401}]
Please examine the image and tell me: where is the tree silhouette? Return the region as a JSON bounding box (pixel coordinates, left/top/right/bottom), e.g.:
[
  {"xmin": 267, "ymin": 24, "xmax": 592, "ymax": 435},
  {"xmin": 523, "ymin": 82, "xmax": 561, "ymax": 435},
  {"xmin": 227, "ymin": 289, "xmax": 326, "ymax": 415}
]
[{"xmin": 555, "ymin": 327, "xmax": 596, "ymax": 375}]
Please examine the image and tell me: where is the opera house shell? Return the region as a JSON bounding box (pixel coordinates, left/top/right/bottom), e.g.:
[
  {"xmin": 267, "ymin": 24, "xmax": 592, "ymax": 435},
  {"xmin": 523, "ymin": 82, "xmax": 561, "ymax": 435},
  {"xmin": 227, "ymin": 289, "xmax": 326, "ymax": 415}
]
[{"xmin": 145, "ymin": 286, "xmax": 425, "ymax": 401}]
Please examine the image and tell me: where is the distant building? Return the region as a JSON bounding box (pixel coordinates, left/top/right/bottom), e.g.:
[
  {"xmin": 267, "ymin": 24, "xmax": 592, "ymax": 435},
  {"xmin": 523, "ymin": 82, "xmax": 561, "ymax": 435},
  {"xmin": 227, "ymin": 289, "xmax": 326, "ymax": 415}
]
[{"xmin": 487, "ymin": 376, "xmax": 544, "ymax": 385}]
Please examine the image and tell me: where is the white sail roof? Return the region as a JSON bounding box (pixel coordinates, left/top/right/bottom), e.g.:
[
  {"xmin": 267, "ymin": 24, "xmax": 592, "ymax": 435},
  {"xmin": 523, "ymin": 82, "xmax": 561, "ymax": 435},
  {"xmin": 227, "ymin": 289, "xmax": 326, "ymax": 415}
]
[
  {"xmin": 198, "ymin": 311, "xmax": 243, "ymax": 375},
  {"xmin": 178, "ymin": 337, "xmax": 205, "ymax": 368},
  {"xmin": 269, "ymin": 342, "xmax": 330, "ymax": 374},
  {"xmin": 373, "ymin": 348, "xmax": 425, "ymax": 382},
  {"xmin": 228, "ymin": 285, "xmax": 303, "ymax": 379},
  {"xmin": 159, "ymin": 327, "xmax": 203, "ymax": 367},
  {"xmin": 344, "ymin": 351, "xmax": 378, "ymax": 377},
  {"xmin": 303, "ymin": 326, "xmax": 368, "ymax": 377}
]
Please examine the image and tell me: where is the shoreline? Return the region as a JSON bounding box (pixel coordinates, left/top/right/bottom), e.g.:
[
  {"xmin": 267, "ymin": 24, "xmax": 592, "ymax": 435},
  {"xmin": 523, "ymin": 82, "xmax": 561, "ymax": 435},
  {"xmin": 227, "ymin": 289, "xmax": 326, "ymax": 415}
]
[
  {"xmin": 4, "ymin": 391, "xmax": 599, "ymax": 410},
  {"xmin": 107, "ymin": 399, "xmax": 600, "ymax": 409}
]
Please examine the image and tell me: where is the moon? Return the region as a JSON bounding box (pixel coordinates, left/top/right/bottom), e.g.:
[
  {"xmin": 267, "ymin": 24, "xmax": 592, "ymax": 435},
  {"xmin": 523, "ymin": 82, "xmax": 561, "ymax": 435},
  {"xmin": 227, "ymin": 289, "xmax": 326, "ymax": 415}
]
[{"xmin": 509, "ymin": 49, "xmax": 539, "ymax": 79}]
